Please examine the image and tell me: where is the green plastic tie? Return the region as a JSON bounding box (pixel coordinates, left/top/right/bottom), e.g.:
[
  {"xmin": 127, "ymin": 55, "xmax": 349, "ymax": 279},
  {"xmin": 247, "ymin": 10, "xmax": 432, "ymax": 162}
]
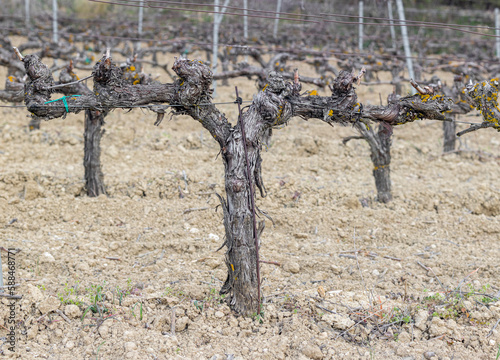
[{"xmin": 44, "ymin": 95, "xmax": 81, "ymax": 113}]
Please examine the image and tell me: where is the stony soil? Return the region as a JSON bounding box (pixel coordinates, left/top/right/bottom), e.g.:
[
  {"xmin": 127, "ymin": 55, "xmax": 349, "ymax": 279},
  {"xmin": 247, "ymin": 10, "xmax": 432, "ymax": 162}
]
[{"xmin": 0, "ymin": 51, "xmax": 499, "ymax": 360}]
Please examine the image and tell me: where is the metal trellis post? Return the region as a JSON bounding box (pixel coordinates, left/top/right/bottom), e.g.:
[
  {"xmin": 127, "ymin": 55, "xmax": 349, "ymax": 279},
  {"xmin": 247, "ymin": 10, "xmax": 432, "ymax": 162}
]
[
  {"xmin": 388, "ymin": 0, "xmax": 397, "ymax": 50},
  {"xmin": 273, "ymin": 0, "xmax": 282, "ymax": 39},
  {"xmin": 496, "ymin": 8, "xmax": 500, "ymax": 59},
  {"xmin": 138, "ymin": 0, "xmax": 144, "ymax": 50},
  {"xmin": 396, "ymin": 0, "xmax": 415, "ymax": 95},
  {"xmin": 52, "ymin": 0, "xmax": 58, "ymax": 43},
  {"xmin": 359, "ymin": 1, "xmax": 364, "ymax": 51}
]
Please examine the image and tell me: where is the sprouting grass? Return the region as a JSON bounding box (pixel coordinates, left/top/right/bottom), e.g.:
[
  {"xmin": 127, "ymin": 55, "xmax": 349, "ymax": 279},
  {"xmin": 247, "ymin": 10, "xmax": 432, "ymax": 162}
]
[
  {"xmin": 131, "ymin": 302, "xmax": 143, "ymax": 321},
  {"xmin": 81, "ymin": 282, "xmax": 108, "ymax": 321},
  {"xmin": 57, "ymin": 281, "xmax": 84, "ymax": 306},
  {"xmin": 95, "ymin": 341, "xmax": 106, "ymax": 360}
]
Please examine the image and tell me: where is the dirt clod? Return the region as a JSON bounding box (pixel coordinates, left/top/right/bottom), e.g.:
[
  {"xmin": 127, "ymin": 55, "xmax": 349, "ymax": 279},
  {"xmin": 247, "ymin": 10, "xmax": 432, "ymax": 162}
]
[
  {"xmin": 322, "ymin": 313, "xmax": 355, "ymax": 330},
  {"xmin": 283, "ymin": 261, "xmax": 300, "ymax": 274},
  {"xmin": 64, "ymin": 304, "xmax": 81, "ymax": 318},
  {"xmin": 38, "ymin": 296, "xmax": 60, "ymax": 314},
  {"xmin": 302, "ymin": 343, "xmax": 324, "ymax": 359}
]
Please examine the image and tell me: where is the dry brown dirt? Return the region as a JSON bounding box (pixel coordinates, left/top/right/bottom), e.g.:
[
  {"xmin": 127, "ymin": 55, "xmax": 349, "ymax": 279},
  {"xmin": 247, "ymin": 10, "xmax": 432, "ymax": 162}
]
[{"xmin": 0, "ymin": 51, "xmax": 499, "ymax": 360}]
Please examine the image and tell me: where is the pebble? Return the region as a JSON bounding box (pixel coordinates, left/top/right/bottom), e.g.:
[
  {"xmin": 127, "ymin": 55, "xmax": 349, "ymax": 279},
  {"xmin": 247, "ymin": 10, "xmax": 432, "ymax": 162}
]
[
  {"xmin": 322, "ymin": 313, "xmax": 355, "ymax": 330},
  {"xmin": 423, "ymin": 351, "xmax": 436, "ymax": 359},
  {"xmin": 301, "ymin": 344, "xmax": 324, "ymax": 359},
  {"xmin": 208, "ymin": 233, "xmax": 220, "ymax": 241},
  {"xmin": 99, "ymin": 325, "xmax": 109, "ymax": 338},
  {"xmin": 76, "ymin": 262, "xmax": 90, "ymax": 272},
  {"xmin": 41, "ymin": 252, "xmax": 55, "ymax": 263},
  {"xmin": 414, "ymin": 309, "xmax": 429, "ymax": 331},
  {"xmin": 283, "ymin": 261, "xmax": 300, "ymax": 274},
  {"xmin": 294, "ymin": 233, "xmax": 309, "ymax": 239},
  {"xmin": 123, "ymin": 330, "xmax": 135, "ymax": 340},
  {"xmin": 38, "ymin": 296, "xmax": 60, "ymax": 314},
  {"xmin": 124, "ymin": 342, "xmax": 137, "ymax": 351},
  {"xmin": 175, "ymin": 316, "xmax": 189, "ymax": 332},
  {"xmin": 398, "ymin": 331, "xmax": 411, "ymax": 343},
  {"xmin": 65, "ymin": 304, "xmax": 81, "ymax": 318}
]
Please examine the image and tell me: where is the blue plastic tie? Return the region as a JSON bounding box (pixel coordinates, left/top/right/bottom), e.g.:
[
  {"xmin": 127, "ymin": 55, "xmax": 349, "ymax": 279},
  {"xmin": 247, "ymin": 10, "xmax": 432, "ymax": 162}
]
[{"xmin": 44, "ymin": 95, "xmax": 81, "ymax": 113}]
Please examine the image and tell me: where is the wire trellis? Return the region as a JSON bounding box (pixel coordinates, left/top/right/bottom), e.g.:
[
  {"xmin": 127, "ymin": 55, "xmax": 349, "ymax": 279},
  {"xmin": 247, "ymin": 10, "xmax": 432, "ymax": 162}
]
[
  {"xmin": 86, "ymin": 0, "xmax": 500, "ymax": 37},
  {"xmin": 0, "ymin": 102, "xmax": 488, "ymax": 127}
]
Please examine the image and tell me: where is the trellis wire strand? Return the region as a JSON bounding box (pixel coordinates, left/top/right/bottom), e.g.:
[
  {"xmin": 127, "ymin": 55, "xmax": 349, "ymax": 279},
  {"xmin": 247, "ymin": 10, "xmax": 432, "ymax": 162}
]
[
  {"xmin": 85, "ymin": 0, "xmax": 500, "ymax": 38},
  {"xmin": 0, "ymin": 102, "xmax": 488, "ymax": 126}
]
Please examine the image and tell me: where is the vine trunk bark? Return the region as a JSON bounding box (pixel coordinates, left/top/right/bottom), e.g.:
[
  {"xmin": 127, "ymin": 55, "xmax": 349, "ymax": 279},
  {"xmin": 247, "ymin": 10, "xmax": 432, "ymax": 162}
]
[
  {"xmin": 355, "ymin": 122, "xmax": 393, "ymax": 203},
  {"xmin": 371, "ymin": 124, "xmax": 392, "ymax": 203},
  {"xmin": 443, "ymin": 118, "xmax": 457, "ymax": 153},
  {"xmin": 84, "ymin": 110, "xmax": 106, "ymax": 197},
  {"xmin": 219, "ymin": 133, "xmax": 261, "ymax": 314}
]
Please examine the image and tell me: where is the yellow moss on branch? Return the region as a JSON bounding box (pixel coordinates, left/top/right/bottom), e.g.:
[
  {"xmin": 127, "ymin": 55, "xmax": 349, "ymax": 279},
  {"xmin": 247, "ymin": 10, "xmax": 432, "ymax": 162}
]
[
  {"xmin": 465, "ymin": 78, "xmax": 500, "ymax": 130},
  {"xmin": 419, "ymin": 94, "xmax": 444, "ymax": 103}
]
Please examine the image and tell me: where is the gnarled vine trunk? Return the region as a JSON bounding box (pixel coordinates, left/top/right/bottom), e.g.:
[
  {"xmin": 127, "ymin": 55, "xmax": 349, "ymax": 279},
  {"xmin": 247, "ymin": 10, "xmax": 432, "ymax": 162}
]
[
  {"xmin": 371, "ymin": 124, "xmax": 392, "ymax": 203},
  {"xmin": 443, "ymin": 118, "xmax": 457, "ymax": 153},
  {"xmin": 28, "ymin": 116, "xmax": 41, "ymax": 131},
  {"xmin": 352, "ymin": 121, "xmax": 393, "ymax": 203},
  {"xmin": 218, "ymin": 128, "xmax": 261, "ymax": 314},
  {"xmin": 84, "ymin": 110, "xmax": 106, "ymax": 197},
  {"xmin": 21, "ymin": 52, "xmax": 456, "ymax": 316}
]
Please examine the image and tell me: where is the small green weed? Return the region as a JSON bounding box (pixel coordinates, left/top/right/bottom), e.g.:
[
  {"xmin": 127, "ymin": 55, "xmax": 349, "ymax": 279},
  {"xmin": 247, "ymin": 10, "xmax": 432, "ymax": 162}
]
[
  {"xmin": 57, "ymin": 282, "xmax": 84, "ymax": 306},
  {"xmin": 131, "ymin": 302, "xmax": 143, "ymax": 321},
  {"xmin": 114, "ymin": 278, "xmax": 133, "ymax": 306},
  {"xmin": 81, "ymin": 282, "xmax": 109, "ymax": 321},
  {"xmin": 390, "ymin": 307, "xmax": 412, "ymax": 324},
  {"xmin": 96, "ymin": 341, "xmax": 106, "ymax": 360},
  {"xmin": 190, "ymin": 280, "xmax": 226, "ymax": 312}
]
